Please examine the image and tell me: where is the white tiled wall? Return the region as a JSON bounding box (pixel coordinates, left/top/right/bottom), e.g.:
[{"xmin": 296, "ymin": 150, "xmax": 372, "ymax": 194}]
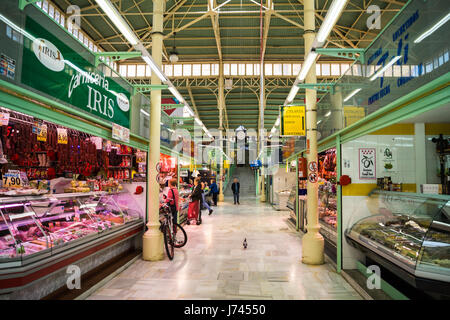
[{"xmin": 342, "ymin": 135, "xmax": 416, "ymax": 184}]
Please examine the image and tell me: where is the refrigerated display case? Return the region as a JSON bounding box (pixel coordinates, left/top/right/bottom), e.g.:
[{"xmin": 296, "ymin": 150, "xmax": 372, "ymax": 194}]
[{"xmin": 346, "ymin": 190, "xmax": 450, "ymax": 294}]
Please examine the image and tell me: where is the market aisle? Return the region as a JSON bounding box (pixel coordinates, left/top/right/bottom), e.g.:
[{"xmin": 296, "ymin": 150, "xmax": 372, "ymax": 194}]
[{"xmin": 87, "ymin": 198, "xmax": 361, "ymax": 300}]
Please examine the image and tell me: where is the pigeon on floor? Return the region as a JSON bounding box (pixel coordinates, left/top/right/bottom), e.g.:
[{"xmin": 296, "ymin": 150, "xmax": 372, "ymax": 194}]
[{"xmin": 243, "ymin": 238, "xmax": 247, "ymax": 249}]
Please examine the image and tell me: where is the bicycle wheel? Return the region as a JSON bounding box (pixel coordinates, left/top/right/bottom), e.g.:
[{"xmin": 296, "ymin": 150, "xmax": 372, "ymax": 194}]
[
  {"xmin": 163, "ymin": 224, "xmax": 174, "ymax": 260},
  {"xmin": 173, "ymin": 223, "xmax": 187, "ymax": 248}
]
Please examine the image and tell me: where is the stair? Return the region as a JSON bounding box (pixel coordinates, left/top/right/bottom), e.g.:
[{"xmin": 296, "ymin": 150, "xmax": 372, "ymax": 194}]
[{"xmin": 225, "ymin": 166, "xmax": 256, "ymax": 196}]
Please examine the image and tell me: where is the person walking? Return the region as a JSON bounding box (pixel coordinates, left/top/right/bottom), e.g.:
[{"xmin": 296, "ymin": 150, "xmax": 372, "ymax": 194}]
[
  {"xmin": 231, "ymin": 178, "xmax": 240, "ymax": 205},
  {"xmin": 201, "ymin": 182, "xmax": 213, "ymax": 215},
  {"xmin": 209, "ymin": 179, "xmax": 219, "ymax": 206},
  {"xmin": 164, "ymin": 179, "xmax": 179, "ymax": 232},
  {"xmin": 189, "ymin": 177, "xmax": 203, "ymax": 224}
]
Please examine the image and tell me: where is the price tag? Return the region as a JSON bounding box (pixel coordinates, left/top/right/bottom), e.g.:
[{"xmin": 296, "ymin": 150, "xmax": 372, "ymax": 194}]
[
  {"xmin": 57, "ymin": 128, "xmax": 68, "ymax": 144},
  {"xmin": 37, "ymin": 124, "xmax": 47, "ymax": 142},
  {"xmin": 3, "ymin": 170, "xmax": 22, "ymax": 188}
]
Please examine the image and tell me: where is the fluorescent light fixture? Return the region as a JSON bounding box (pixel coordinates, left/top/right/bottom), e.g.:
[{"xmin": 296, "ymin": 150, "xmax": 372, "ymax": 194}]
[
  {"xmin": 140, "ymin": 109, "xmax": 149, "ymax": 117},
  {"xmin": 0, "ymin": 14, "xmax": 36, "ymax": 41},
  {"xmin": 184, "ymin": 105, "xmax": 195, "ymax": 117},
  {"xmin": 95, "ymin": 0, "xmax": 139, "ymax": 45},
  {"xmin": 369, "ymin": 55, "xmax": 402, "ymax": 81},
  {"xmin": 286, "ymin": 86, "xmax": 300, "ymax": 103},
  {"xmin": 343, "ymin": 88, "xmax": 362, "ymax": 102},
  {"xmin": 275, "ymin": 117, "xmax": 280, "ymax": 126},
  {"xmin": 297, "ymin": 51, "xmax": 318, "ymax": 81},
  {"xmin": 316, "ymin": 0, "xmax": 349, "ymax": 44},
  {"xmin": 317, "ymin": 120, "xmax": 322, "ymax": 124},
  {"xmin": 142, "ymin": 55, "xmax": 168, "ymax": 82},
  {"xmin": 168, "ymin": 86, "xmax": 184, "ymax": 102},
  {"xmin": 325, "ymin": 111, "xmax": 331, "ymax": 117},
  {"xmin": 213, "ymin": 0, "xmax": 232, "ymax": 11},
  {"xmin": 414, "ymin": 12, "xmax": 450, "ymax": 43},
  {"xmin": 195, "ymin": 118, "xmax": 202, "ymax": 125}
]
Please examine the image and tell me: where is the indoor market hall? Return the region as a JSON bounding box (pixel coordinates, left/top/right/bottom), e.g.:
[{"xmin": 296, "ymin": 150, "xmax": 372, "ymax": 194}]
[{"xmin": 0, "ymin": 0, "xmax": 449, "ymax": 304}]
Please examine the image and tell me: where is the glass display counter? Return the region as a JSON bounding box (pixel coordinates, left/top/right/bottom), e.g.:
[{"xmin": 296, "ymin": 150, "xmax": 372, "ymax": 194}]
[
  {"xmin": 346, "ymin": 190, "xmax": 450, "ymax": 290},
  {"xmin": 0, "ymin": 191, "xmax": 143, "ymax": 267}
]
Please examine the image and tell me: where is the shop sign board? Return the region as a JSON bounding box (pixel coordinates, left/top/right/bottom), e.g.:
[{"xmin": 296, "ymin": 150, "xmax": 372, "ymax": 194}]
[
  {"xmin": 280, "ymin": 105, "xmax": 306, "ymax": 136},
  {"xmin": 358, "ymin": 0, "xmax": 450, "ymax": 110},
  {"xmin": 359, "ymin": 148, "xmax": 376, "ymax": 179},
  {"xmin": 112, "ymin": 123, "xmax": 130, "ymax": 143},
  {"xmin": 21, "ymin": 17, "xmax": 131, "ymax": 128}
]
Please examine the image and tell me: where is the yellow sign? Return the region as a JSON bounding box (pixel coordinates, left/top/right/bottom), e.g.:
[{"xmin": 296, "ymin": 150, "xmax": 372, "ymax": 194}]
[
  {"xmin": 2, "ymin": 170, "xmax": 22, "ymax": 188},
  {"xmin": 344, "ymin": 106, "xmax": 365, "ymax": 127},
  {"xmin": 281, "ymin": 105, "xmax": 305, "ymax": 136},
  {"xmin": 37, "ymin": 124, "xmax": 47, "ymax": 142},
  {"xmin": 57, "ymin": 128, "xmax": 68, "ymax": 144},
  {"xmin": 224, "ymin": 160, "xmax": 230, "ymax": 169}
]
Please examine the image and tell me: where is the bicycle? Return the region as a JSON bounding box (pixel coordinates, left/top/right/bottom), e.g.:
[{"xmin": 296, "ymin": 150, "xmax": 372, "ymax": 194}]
[{"xmin": 159, "ymin": 203, "xmax": 187, "ymax": 260}]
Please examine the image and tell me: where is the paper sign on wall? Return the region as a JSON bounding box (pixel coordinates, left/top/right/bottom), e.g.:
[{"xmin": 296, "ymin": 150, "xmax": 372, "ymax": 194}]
[
  {"xmin": 112, "ymin": 123, "xmax": 130, "ymax": 143},
  {"xmin": 57, "ymin": 128, "xmax": 68, "ymax": 144},
  {"xmin": 380, "ymin": 147, "xmax": 397, "ymax": 172},
  {"xmin": 359, "ymin": 148, "xmax": 376, "ymax": 179},
  {"xmin": 37, "ymin": 124, "xmax": 47, "ymax": 142}
]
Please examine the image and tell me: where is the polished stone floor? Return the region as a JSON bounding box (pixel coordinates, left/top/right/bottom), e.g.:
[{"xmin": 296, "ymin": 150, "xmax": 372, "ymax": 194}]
[{"xmin": 87, "ymin": 197, "xmax": 361, "ymax": 300}]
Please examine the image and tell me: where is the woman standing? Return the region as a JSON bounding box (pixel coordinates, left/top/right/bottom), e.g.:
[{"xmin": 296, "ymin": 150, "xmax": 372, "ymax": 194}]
[{"xmin": 188, "ymin": 177, "xmax": 203, "ymax": 225}]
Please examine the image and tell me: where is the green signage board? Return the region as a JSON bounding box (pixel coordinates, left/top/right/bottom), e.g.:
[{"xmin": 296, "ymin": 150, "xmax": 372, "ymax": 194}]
[{"xmin": 21, "ymin": 17, "xmax": 130, "ymax": 128}]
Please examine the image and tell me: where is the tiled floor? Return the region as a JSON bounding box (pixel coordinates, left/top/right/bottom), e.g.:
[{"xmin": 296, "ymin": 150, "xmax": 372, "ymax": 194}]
[{"xmin": 87, "ymin": 197, "xmax": 361, "ymax": 300}]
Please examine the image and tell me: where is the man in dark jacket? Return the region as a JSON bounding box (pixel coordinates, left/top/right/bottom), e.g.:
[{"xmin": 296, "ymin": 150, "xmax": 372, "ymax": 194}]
[
  {"xmin": 209, "ymin": 179, "xmax": 219, "ymax": 206},
  {"xmin": 231, "ymin": 178, "xmax": 240, "ymax": 205}
]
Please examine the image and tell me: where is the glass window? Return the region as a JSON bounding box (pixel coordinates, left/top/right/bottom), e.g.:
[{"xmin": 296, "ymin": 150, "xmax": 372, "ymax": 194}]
[
  {"xmin": 78, "ymin": 32, "xmax": 84, "ymax": 43},
  {"xmin": 68, "ymin": 21, "xmax": 73, "ymax": 33},
  {"xmin": 88, "ymin": 41, "xmax": 93, "ymax": 51},
  {"xmin": 137, "ymin": 64, "xmax": 146, "ymax": 77},
  {"xmin": 146, "ymin": 65, "xmax": 152, "ymax": 76},
  {"xmin": 43, "ymin": 1, "xmax": 48, "ymax": 13},
  {"xmin": 202, "ymin": 64, "xmax": 211, "ymax": 76},
  {"xmin": 48, "ymin": 4, "xmax": 54, "ymax": 18},
  {"xmin": 165, "ymin": 64, "xmax": 173, "ymax": 77},
  {"xmin": 72, "ymin": 28, "xmax": 78, "ymax": 38},
  {"xmin": 212, "ymin": 64, "xmax": 219, "ymax": 75},
  {"xmin": 183, "ymin": 64, "xmax": 192, "ymax": 76},
  {"xmin": 224, "ymin": 63, "xmax": 230, "ymax": 75},
  {"xmin": 36, "ymin": 1, "xmax": 42, "ymax": 7},
  {"xmin": 119, "ymin": 65, "xmax": 127, "ymax": 77},
  {"xmin": 341, "ymin": 63, "xmax": 350, "ymax": 75},
  {"xmin": 93, "ymin": 45, "xmax": 98, "ymax": 52},
  {"xmin": 438, "ymin": 54, "xmax": 444, "ymax": 67},
  {"xmin": 283, "ymin": 64, "xmax": 292, "ymax": 76},
  {"xmin": 113, "ymin": 62, "xmax": 117, "ymax": 71},
  {"xmin": 127, "ymin": 65, "xmax": 136, "ymax": 77},
  {"xmin": 273, "ymin": 63, "xmax": 282, "ymax": 75},
  {"xmin": 238, "ymin": 64, "xmax": 245, "ymax": 75},
  {"xmin": 321, "ymin": 63, "xmax": 330, "ymax": 76},
  {"xmin": 402, "ymin": 65, "xmax": 410, "ymax": 77},
  {"xmin": 60, "ymin": 15, "xmax": 65, "ymax": 27},
  {"xmin": 331, "ymin": 64, "xmax": 340, "ymax": 76},
  {"xmin": 265, "ymin": 63, "xmax": 272, "ymax": 76},
  {"xmin": 104, "ymin": 68, "xmax": 111, "ymax": 78},
  {"xmin": 316, "ymin": 64, "xmax": 321, "ymax": 76},
  {"xmin": 254, "ymin": 63, "xmax": 260, "ymax": 76},
  {"xmin": 393, "ymin": 65, "xmax": 402, "ymax": 77},
  {"xmin": 425, "ymin": 61, "xmax": 433, "ymax": 73},
  {"xmin": 83, "ymin": 37, "xmax": 89, "ymax": 47},
  {"xmin": 444, "ymin": 50, "xmax": 449, "ymax": 63},
  {"xmin": 174, "ymin": 64, "xmax": 182, "ymax": 76},
  {"xmin": 352, "ymin": 64, "xmax": 362, "ymax": 76},
  {"xmin": 293, "ymin": 64, "xmax": 301, "ymax": 75},
  {"xmin": 246, "ymin": 64, "xmax": 253, "ymax": 76},
  {"xmin": 54, "ymin": 10, "xmax": 60, "ymax": 22},
  {"xmin": 193, "ymin": 64, "xmax": 201, "ymax": 76},
  {"xmin": 230, "ymin": 64, "xmax": 238, "ymax": 75}
]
